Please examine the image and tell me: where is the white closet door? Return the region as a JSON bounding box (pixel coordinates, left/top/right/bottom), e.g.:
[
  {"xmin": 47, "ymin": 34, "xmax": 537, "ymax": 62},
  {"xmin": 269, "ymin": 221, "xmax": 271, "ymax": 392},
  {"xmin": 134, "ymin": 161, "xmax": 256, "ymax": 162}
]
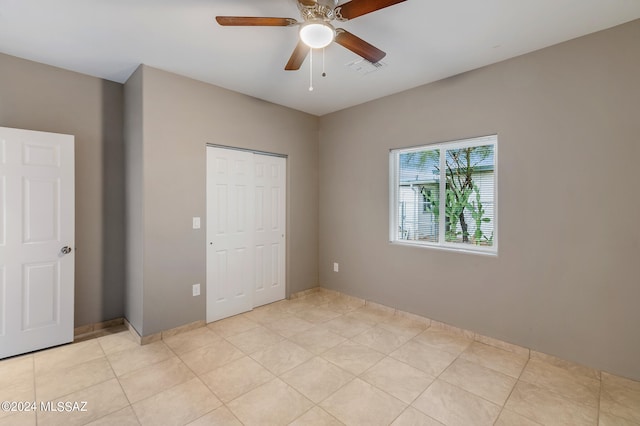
[
  {"xmin": 0, "ymin": 127, "xmax": 75, "ymax": 359},
  {"xmin": 253, "ymin": 154, "xmax": 286, "ymax": 307},
  {"xmin": 206, "ymin": 147, "xmax": 286, "ymax": 322},
  {"xmin": 206, "ymin": 147, "xmax": 255, "ymax": 322}
]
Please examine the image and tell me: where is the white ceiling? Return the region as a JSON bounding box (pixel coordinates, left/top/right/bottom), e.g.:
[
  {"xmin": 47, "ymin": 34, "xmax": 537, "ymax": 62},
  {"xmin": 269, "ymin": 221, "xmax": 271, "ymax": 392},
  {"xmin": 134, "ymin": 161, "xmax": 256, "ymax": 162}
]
[{"xmin": 1, "ymin": 0, "xmax": 639, "ymax": 116}]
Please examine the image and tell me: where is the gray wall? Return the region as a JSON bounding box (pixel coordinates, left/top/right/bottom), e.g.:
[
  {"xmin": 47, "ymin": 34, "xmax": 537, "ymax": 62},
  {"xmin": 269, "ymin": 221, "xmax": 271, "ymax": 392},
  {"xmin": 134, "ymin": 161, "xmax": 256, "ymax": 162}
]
[
  {"xmin": 123, "ymin": 66, "xmax": 145, "ymax": 333},
  {"xmin": 318, "ymin": 20, "xmax": 640, "ymax": 380},
  {"xmin": 125, "ymin": 65, "xmax": 319, "ymax": 336},
  {"xmin": 0, "ymin": 53, "xmax": 125, "ymax": 327}
]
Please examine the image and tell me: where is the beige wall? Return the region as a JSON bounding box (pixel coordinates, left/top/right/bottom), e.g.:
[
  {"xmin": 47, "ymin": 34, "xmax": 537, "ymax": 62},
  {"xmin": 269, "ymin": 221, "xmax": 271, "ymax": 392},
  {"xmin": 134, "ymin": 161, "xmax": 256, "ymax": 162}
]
[
  {"xmin": 125, "ymin": 65, "xmax": 319, "ymax": 336},
  {"xmin": 0, "ymin": 53, "xmax": 125, "ymax": 327},
  {"xmin": 318, "ymin": 20, "xmax": 640, "ymax": 380}
]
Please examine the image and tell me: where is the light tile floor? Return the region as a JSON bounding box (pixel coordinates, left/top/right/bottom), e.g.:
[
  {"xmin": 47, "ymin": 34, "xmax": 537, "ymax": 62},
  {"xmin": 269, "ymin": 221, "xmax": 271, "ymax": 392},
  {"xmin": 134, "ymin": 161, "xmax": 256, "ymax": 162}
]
[{"xmin": 1, "ymin": 290, "xmax": 639, "ymax": 425}]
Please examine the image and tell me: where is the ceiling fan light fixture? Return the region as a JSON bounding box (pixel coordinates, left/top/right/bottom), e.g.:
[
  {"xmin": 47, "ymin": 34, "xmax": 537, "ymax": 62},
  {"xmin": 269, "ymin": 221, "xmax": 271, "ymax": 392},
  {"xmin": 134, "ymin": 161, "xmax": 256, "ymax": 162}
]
[{"xmin": 299, "ymin": 21, "xmax": 335, "ymax": 48}]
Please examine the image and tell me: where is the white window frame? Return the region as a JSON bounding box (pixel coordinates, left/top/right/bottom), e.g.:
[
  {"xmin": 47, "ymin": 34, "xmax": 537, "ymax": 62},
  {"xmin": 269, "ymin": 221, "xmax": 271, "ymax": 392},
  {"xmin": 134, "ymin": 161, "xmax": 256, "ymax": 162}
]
[{"xmin": 389, "ymin": 135, "xmax": 498, "ymax": 256}]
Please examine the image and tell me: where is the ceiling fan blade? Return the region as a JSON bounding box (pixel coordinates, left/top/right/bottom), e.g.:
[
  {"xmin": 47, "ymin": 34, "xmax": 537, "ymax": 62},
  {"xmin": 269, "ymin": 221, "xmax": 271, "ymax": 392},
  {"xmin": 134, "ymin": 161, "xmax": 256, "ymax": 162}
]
[
  {"xmin": 335, "ymin": 29, "xmax": 386, "ymax": 63},
  {"xmin": 285, "ymin": 40, "xmax": 310, "ymax": 71},
  {"xmin": 336, "ymin": 0, "xmax": 406, "ymax": 20},
  {"xmin": 215, "ymin": 16, "xmax": 298, "ymax": 26}
]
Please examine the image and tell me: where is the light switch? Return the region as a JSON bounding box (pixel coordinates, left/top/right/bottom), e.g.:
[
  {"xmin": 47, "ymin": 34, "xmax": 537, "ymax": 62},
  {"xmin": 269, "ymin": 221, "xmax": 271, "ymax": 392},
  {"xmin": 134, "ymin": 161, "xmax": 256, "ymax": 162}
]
[{"xmin": 193, "ymin": 217, "xmax": 201, "ymax": 229}]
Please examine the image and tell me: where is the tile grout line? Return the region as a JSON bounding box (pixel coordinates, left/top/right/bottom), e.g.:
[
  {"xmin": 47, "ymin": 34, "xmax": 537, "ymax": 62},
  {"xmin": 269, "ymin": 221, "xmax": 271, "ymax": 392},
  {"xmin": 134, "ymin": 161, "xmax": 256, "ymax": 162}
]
[
  {"xmin": 172, "ymin": 334, "xmax": 246, "ymax": 410},
  {"xmin": 192, "ymin": 317, "xmax": 316, "ymax": 423},
  {"xmin": 407, "ymin": 329, "xmax": 536, "ymax": 424},
  {"xmin": 406, "ymin": 336, "xmax": 470, "ymax": 422},
  {"xmin": 185, "ymin": 338, "xmax": 248, "ymax": 426},
  {"xmin": 31, "ymin": 354, "xmax": 39, "ymax": 426},
  {"xmin": 596, "ymin": 371, "xmax": 602, "ymax": 425},
  {"xmin": 279, "ymin": 324, "xmax": 358, "ymax": 408},
  {"xmin": 253, "ymin": 299, "xmax": 397, "ymax": 424},
  {"xmin": 354, "ymin": 355, "xmax": 420, "ymax": 425},
  {"xmin": 331, "ymin": 320, "xmax": 433, "ymax": 424},
  {"xmin": 491, "ymin": 355, "xmax": 532, "ymax": 425},
  {"xmin": 110, "ymin": 336, "xmax": 212, "ymax": 425},
  {"xmin": 32, "ymin": 339, "xmax": 128, "ymax": 425},
  {"xmin": 515, "ymin": 360, "xmax": 604, "ymax": 419},
  {"xmin": 285, "ymin": 404, "xmax": 326, "ymax": 426},
  {"xmin": 338, "ymin": 309, "xmax": 427, "ymax": 399},
  {"xmin": 94, "ymin": 337, "xmax": 141, "ymax": 426}
]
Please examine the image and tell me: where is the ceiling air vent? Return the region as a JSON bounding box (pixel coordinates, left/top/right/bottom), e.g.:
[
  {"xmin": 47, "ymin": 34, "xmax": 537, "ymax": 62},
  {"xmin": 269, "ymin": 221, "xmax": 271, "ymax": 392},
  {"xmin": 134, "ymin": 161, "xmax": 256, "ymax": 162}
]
[{"xmin": 346, "ymin": 58, "xmax": 387, "ymax": 76}]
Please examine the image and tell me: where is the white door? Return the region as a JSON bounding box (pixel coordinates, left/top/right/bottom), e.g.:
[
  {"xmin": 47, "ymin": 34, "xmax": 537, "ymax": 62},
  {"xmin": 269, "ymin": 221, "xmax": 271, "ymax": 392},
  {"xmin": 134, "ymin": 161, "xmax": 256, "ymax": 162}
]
[
  {"xmin": 206, "ymin": 147, "xmax": 255, "ymax": 322},
  {"xmin": 0, "ymin": 127, "xmax": 75, "ymax": 359},
  {"xmin": 253, "ymin": 155, "xmax": 286, "ymax": 307},
  {"xmin": 206, "ymin": 147, "xmax": 286, "ymax": 322}
]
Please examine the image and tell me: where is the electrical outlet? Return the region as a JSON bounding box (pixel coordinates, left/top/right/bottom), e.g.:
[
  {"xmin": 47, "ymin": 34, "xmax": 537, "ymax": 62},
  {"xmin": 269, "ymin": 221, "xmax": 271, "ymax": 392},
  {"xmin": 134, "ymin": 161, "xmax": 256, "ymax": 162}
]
[
  {"xmin": 192, "ymin": 283, "xmax": 200, "ymax": 296},
  {"xmin": 333, "ymin": 262, "xmax": 339, "ymax": 272}
]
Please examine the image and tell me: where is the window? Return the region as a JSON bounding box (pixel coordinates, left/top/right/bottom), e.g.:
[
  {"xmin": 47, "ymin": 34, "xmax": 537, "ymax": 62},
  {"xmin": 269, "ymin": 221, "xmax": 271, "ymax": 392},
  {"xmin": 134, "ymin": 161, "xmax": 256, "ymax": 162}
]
[{"xmin": 389, "ymin": 135, "xmax": 497, "ymax": 254}]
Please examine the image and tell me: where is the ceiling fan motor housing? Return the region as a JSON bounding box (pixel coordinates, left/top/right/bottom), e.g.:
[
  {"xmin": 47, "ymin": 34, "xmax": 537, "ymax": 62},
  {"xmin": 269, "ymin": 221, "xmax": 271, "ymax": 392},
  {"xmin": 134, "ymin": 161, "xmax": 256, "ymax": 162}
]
[{"xmin": 298, "ymin": 0, "xmax": 341, "ymax": 22}]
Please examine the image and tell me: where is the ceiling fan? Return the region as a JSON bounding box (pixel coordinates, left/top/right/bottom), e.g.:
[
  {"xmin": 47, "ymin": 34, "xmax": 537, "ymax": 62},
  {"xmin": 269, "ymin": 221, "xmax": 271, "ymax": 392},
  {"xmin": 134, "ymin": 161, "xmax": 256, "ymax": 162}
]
[{"xmin": 215, "ymin": 0, "xmax": 407, "ymax": 71}]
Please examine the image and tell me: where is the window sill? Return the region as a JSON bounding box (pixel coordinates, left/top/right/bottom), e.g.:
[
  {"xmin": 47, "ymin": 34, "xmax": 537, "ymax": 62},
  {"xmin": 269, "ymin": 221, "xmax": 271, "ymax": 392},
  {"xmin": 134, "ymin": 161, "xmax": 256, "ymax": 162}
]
[{"xmin": 389, "ymin": 240, "xmax": 498, "ymax": 257}]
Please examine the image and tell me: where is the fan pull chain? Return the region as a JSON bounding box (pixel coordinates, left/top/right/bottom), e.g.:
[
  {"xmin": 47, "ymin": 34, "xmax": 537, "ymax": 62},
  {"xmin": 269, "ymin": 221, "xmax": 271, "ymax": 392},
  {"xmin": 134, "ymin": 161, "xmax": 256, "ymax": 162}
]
[
  {"xmin": 322, "ymin": 47, "xmax": 326, "ymax": 77},
  {"xmin": 309, "ymin": 49, "xmax": 314, "ymax": 92}
]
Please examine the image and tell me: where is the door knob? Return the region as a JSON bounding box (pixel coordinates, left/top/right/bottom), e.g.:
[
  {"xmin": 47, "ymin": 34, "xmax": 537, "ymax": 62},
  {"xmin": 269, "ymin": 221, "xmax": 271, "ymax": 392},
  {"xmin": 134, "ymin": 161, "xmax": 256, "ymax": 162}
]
[{"xmin": 60, "ymin": 246, "xmax": 72, "ymax": 255}]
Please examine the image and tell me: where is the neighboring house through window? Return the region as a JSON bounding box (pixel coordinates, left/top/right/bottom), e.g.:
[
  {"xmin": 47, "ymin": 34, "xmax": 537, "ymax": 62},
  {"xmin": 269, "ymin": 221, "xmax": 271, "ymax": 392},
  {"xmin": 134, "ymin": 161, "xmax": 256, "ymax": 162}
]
[{"xmin": 389, "ymin": 135, "xmax": 497, "ymax": 255}]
